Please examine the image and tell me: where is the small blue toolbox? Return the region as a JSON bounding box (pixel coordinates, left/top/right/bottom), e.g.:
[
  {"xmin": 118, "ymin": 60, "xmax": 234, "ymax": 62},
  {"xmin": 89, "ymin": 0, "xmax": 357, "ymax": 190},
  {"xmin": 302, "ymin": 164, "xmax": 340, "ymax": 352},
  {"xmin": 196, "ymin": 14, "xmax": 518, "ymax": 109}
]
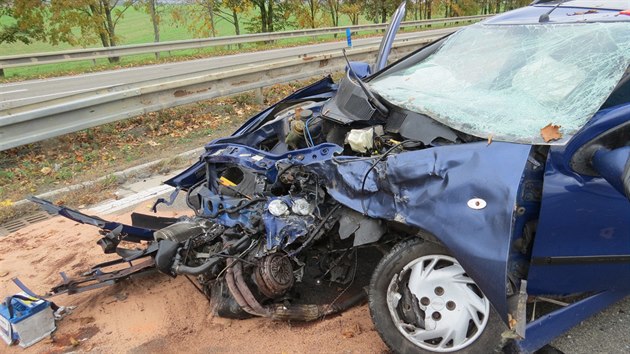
[{"xmin": 0, "ymin": 293, "xmax": 56, "ymax": 348}]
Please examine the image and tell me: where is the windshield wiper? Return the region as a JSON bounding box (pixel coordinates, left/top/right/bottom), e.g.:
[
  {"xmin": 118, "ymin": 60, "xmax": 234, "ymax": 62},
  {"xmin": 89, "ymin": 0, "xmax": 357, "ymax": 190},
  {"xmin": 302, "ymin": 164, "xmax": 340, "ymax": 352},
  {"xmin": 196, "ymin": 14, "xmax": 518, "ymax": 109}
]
[
  {"xmin": 539, "ymin": 0, "xmax": 569, "ymax": 22},
  {"xmin": 342, "ymin": 48, "xmax": 389, "ymax": 117}
]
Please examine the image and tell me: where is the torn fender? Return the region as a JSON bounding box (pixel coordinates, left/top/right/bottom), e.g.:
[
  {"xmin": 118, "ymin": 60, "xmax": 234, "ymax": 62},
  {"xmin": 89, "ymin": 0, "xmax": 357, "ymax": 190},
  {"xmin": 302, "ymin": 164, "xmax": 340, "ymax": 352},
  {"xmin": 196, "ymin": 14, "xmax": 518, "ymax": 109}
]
[
  {"xmin": 306, "ymin": 142, "xmax": 532, "ymax": 320},
  {"xmin": 28, "ymin": 197, "xmax": 154, "ymax": 243}
]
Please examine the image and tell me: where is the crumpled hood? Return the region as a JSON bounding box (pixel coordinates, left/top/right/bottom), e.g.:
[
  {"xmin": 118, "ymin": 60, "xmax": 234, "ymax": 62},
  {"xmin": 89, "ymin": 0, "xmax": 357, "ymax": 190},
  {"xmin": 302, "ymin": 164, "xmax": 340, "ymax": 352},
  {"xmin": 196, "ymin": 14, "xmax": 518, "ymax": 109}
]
[{"xmin": 305, "ymin": 141, "xmax": 532, "ymax": 318}]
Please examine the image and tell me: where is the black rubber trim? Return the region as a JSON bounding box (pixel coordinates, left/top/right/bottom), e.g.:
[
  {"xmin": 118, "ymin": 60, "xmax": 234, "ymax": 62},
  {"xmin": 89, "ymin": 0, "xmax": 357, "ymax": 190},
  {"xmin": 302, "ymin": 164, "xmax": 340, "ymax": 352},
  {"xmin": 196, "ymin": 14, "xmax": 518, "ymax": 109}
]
[
  {"xmin": 624, "ymin": 157, "xmax": 630, "ymax": 198},
  {"xmin": 532, "ymin": 255, "xmax": 630, "ymax": 265}
]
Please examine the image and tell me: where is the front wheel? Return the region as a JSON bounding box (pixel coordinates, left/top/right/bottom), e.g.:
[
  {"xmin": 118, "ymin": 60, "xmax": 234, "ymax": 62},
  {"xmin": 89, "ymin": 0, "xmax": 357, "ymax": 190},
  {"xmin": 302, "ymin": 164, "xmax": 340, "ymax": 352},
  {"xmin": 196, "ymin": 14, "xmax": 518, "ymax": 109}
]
[{"xmin": 368, "ymin": 238, "xmax": 505, "ymax": 354}]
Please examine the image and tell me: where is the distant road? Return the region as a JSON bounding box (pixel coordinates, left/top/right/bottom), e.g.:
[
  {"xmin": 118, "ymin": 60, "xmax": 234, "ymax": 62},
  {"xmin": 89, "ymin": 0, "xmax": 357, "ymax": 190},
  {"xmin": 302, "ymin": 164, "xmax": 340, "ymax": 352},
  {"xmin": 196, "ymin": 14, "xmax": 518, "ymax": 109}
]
[{"xmin": 0, "ymin": 28, "xmax": 455, "ymax": 109}]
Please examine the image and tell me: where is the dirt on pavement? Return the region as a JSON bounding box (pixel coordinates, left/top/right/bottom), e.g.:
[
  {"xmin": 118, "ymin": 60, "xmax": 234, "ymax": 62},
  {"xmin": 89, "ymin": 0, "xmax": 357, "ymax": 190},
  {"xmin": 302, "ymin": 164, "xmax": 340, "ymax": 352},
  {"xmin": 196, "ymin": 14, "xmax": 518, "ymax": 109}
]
[{"xmin": 0, "ymin": 207, "xmax": 389, "ymax": 354}]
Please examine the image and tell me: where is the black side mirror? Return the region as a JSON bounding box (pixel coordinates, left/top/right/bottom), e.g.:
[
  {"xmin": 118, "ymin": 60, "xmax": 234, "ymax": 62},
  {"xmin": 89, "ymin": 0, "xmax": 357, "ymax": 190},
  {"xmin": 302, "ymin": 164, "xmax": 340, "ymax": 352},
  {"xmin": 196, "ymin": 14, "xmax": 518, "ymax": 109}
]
[{"xmin": 592, "ymin": 146, "xmax": 630, "ymax": 200}]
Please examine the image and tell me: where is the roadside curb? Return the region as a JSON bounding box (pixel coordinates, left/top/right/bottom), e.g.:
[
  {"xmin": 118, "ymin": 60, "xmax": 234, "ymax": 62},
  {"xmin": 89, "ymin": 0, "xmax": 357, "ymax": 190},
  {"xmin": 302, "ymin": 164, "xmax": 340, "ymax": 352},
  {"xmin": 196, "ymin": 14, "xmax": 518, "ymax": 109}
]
[{"xmin": 11, "ymin": 146, "xmax": 204, "ymax": 209}]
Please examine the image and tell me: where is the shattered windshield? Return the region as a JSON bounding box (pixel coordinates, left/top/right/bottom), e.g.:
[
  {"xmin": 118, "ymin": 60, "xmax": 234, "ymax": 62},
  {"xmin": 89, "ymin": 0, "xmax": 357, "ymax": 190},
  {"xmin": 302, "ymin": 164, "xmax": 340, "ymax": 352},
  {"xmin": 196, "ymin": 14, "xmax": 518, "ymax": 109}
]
[{"xmin": 370, "ymin": 22, "xmax": 630, "ymax": 144}]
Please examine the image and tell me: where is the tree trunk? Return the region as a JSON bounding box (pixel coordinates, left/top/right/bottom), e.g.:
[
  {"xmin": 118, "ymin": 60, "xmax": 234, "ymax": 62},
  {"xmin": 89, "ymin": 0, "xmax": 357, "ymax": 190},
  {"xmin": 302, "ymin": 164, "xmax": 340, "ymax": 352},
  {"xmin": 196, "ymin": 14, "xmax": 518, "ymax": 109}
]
[
  {"xmin": 89, "ymin": 4, "xmax": 111, "ymax": 49},
  {"xmin": 102, "ymin": 1, "xmax": 119, "ymax": 63},
  {"xmin": 206, "ymin": 1, "xmax": 216, "ymax": 37},
  {"xmin": 232, "ymin": 9, "xmax": 240, "ymax": 35},
  {"xmin": 328, "ymin": 2, "xmax": 339, "ymax": 27},
  {"xmin": 381, "ymin": 3, "xmax": 387, "ymax": 23},
  {"xmin": 415, "ymin": 1, "xmax": 420, "ymax": 20},
  {"xmin": 310, "ymin": 0, "xmax": 316, "ymax": 28},
  {"xmin": 149, "ymin": 0, "xmax": 160, "ymax": 42},
  {"xmin": 258, "ymin": 2, "xmax": 268, "ymax": 32},
  {"xmin": 267, "ymin": 1, "xmax": 274, "ymax": 32},
  {"xmin": 149, "ymin": 0, "xmax": 160, "ymax": 59}
]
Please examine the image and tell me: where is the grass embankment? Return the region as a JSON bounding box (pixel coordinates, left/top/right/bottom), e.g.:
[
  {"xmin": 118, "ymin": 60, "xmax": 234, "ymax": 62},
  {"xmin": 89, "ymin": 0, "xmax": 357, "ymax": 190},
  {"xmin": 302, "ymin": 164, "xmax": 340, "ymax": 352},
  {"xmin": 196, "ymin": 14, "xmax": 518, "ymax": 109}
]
[{"xmin": 0, "ymin": 76, "xmax": 339, "ymax": 224}]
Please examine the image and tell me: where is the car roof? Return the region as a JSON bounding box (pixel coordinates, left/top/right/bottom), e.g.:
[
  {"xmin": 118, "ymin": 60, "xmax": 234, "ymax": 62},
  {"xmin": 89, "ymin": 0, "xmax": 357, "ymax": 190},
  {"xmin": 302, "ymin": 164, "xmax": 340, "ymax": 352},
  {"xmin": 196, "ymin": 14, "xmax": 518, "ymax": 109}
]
[
  {"xmin": 533, "ymin": 0, "xmax": 630, "ymax": 10},
  {"xmin": 485, "ymin": 0, "xmax": 630, "ymax": 24}
]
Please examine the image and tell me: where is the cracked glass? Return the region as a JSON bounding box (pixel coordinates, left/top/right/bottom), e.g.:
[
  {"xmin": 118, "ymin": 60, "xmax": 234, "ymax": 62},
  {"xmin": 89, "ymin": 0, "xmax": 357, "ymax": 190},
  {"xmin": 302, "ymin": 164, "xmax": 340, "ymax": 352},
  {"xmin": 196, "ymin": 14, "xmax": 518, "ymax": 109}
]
[{"xmin": 370, "ymin": 22, "xmax": 630, "ymax": 144}]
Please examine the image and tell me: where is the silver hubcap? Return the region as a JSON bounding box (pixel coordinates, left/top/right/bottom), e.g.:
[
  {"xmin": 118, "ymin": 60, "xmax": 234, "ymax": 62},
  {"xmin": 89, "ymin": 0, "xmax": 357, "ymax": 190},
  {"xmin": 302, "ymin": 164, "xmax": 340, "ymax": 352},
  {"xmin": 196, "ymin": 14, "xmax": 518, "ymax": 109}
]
[{"xmin": 386, "ymin": 254, "xmax": 490, "ymax": 352}]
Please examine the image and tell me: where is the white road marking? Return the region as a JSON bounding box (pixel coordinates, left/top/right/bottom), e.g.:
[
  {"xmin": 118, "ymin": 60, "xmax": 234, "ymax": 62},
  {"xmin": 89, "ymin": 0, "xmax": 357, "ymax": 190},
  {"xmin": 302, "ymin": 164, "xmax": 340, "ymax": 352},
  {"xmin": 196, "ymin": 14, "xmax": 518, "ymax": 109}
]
[
  {"xmin": 2, "ymin": 84, "xmax": 121, "ymax": 103},
  {"xmin": 0, "ymin": 66, "xmax": 146, "ymax": 87},
  {"xmin": 0, "ymin": 89, "xmax": 28, "ymax": 95}
]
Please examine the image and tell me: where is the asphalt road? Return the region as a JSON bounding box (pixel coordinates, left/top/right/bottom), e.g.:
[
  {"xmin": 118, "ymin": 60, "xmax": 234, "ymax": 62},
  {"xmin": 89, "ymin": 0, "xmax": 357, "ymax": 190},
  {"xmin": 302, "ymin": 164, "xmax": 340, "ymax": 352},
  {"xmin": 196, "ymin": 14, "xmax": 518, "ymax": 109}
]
[
  {"xmin": 551, "ymin": 296, "xmax": 630, "ymax": 353},
  {"xmin": 0, "ymin": 28, "xmax": 455, "ymax": 110}
]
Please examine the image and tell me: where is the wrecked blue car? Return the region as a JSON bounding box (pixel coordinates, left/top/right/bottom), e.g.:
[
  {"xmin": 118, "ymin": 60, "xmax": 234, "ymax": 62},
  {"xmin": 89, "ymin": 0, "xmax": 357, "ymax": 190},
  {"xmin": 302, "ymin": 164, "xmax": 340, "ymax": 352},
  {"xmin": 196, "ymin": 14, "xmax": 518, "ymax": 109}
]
[{"xmin": 28, "ymin": 0, "xmax": 630, "ymax": 353}]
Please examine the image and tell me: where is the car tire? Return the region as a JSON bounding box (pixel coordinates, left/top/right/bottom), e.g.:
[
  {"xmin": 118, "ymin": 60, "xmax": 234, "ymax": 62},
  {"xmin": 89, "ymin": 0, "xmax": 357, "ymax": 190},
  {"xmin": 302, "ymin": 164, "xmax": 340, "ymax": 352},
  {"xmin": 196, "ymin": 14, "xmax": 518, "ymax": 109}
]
[{"xmin": 368, "ymin": 237, "xmax": 505, "ymax": 354}]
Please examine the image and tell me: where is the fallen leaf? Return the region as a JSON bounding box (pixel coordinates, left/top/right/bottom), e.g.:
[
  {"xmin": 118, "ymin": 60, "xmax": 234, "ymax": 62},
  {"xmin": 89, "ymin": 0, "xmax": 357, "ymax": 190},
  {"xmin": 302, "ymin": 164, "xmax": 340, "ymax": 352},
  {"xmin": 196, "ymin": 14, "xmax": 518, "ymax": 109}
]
[
  {"xmin": 569, "ymin": 9, "xmax": 598, "ymax": 15},
  {"xmin": 69, "ymin": 337, "xmax": 80, "ymax": 347},
  {"xmin": 147, "ymin": 140, "xmax": 161, "ymax": 147},
  {"xmin": 341, "ymin": 323, "xmax": 362, "ymax": 338},
  {"xmin": 508, "ymin": 313, "xmax": 517, "ymax": 330},
  {"xmin": 540, "ymin": 123, "xmax": 563, "ymax": 142},
  {"xmin": 40, "ymin": 166, "xmax": 52, "ymax": 175},
  {"xmin": 487, "ymin": 135, "xmax": 493, "ymax": 145},
  {"xmin": 0, "ymin": 199, "xmax": 13, "ymax": 208}
]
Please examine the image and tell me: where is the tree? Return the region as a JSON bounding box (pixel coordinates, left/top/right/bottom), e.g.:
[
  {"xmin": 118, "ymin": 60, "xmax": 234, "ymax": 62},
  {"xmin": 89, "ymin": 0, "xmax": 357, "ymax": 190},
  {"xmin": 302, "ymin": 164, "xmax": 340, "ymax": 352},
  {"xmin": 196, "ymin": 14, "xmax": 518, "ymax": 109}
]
[
  {"xmin": 173, "ymin": 0, "xmax": 252, "ymax": 37},
  {"xmin": 48, "ymin": 0, "xmax": 136, "ymax": 62},
  {"xmin": 363, "ymin": 0, "xmax": 399, "ymax": 24},
  {"xmin": 215, "ymin": 0, "xmax": 250, "ymax": 35},
  {"xmin": 135, "ymin": 0, "xmax": 162, "ymax": 44},
  {"xmin": 0, "ymin": 0, "xmax": 46, "ymax": 45},
  {"xmin": 448, "ymin": 0, "xmax": 480, "ymax": 16},
  {"xmin": 246, "ymin": 0, "xmax": 293, "ymax": 33},
  {"xmin": 293, "ymin": 0, "xmax": 326, "ymax": 29},
  {"xmin": 340, "ymin": 0, "xmax": 361, "ymax": 25},
  {"xmin": 408, "ymin": 0, "xmax": 433, "ymax": 20},
  {"xmin": 172, "ymin": 0, "xmax": 250, "ymax": 38},
  {"xmin": 324, "ymin": 0, "xmax": 341, "ymax": 27}
]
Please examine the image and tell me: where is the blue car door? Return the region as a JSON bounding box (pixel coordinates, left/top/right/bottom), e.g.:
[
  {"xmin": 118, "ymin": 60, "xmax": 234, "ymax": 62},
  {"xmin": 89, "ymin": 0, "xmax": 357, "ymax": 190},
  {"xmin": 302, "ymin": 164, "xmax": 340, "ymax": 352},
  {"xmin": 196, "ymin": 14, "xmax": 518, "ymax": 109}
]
[{"xmin": 527, "ymin": 104, "xmax": 630, "ymax": 295}]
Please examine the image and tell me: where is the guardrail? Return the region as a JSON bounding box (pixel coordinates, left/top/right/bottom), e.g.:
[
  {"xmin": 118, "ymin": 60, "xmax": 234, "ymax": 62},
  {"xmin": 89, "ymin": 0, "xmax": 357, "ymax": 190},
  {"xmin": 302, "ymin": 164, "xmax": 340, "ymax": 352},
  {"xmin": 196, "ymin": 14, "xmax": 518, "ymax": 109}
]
[
  {"xmin": 0, "ymin": 15, "xmax": 490, "ymax": 73},
  {"xmin": 0, "ymin": 27, "xmax": 456, "ymax": 151}
]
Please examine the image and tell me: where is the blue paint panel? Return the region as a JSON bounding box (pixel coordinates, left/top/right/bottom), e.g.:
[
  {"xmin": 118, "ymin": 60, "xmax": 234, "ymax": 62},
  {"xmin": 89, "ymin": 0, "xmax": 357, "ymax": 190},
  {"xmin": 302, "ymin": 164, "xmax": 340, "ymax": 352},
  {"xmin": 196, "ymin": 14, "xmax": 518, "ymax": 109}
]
[
  {"xmin": 528, "ymin": 106, "xmax": 630, "ymax": 295},
  {"xmin": 305, "ymin": 142, "xmax": 532, "ymax": 319}
]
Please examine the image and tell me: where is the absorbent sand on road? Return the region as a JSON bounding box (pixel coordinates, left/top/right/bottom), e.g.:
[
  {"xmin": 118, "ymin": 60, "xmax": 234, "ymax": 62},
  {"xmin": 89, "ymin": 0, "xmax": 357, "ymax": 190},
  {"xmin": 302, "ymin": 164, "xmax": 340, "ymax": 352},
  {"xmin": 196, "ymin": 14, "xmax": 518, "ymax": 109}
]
[{"xmin": 0, "ymin": 206, "xmax": 387, "ymax": 354}]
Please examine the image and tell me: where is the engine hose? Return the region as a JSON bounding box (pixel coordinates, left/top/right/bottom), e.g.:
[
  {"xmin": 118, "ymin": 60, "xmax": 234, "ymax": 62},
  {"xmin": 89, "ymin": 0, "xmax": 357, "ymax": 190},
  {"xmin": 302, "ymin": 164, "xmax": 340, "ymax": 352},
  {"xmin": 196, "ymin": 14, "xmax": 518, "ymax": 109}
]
[
  {"xmin": 174, "ymin": 257, "xmax": 221, "ymax": 276},
  {"xmin": 173, "ymin": 236, "xmax": 251, "ymax": 276},
  {"xmin": 233, "ymin": 261, "xmax": 269, "ymax": 316},
  {"xmin": 225, "ymin": 259, "xmax": 263, "ymax": 316},
  {"xmin": 206, "ymin": 197, "xmax": 267, "ymax": 218}
]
